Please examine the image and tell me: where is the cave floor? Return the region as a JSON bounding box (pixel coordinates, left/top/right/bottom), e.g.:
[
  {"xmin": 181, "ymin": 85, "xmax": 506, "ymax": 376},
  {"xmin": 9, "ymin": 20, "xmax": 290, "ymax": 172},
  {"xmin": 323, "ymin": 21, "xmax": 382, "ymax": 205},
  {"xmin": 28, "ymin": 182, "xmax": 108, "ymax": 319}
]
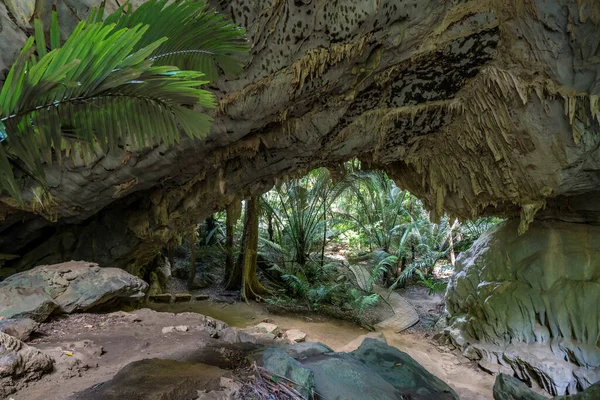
[{"xmin": 12, "ymin": 293, "xmax": 495, "ymax": 400}]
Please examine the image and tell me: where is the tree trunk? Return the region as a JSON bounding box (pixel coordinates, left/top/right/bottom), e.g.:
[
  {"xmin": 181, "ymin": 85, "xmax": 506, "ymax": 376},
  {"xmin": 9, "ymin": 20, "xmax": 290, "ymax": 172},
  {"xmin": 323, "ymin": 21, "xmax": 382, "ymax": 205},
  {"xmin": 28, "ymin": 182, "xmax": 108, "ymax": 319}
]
[
  {"xmin": 224, "ymin": 202, "xmax": 243, "ymax": 288},
  {"xmin": 320, "ymin": 198, "xmax": 327, "ymax": 267},
  {"xmin": 204, "ymin": 215, "xmax": 216, "ymax": 245},
  {"xmin": 226, "ymin": 198, "xmax": 270, "ymax": 301},
  {"xmin": 188, "ymin": 228, "xmax": 197, "ymax": 289}
]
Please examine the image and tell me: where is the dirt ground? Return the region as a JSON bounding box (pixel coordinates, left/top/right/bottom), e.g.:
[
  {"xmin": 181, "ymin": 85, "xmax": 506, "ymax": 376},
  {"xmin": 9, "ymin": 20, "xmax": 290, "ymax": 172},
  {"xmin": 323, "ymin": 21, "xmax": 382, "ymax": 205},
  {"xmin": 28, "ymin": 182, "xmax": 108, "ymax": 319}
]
[{"xmin": 10, "ymin": 286, "xmax": 496, "ymax": 400}]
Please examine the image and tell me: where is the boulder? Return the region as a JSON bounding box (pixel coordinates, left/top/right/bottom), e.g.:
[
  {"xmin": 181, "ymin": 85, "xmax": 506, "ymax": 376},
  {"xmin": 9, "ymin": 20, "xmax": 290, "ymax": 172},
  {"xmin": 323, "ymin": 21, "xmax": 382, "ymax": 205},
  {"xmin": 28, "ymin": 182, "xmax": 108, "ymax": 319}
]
[
  {"xmin": 72, "ymin": 359, "xmax": 228, "ymax": 400},
  {"xmin": 0, "ymin": 331, "xmax": 53, "ymax": 397},
  {"xmin": 350, "ymin": 338, "xmax": 459, "ymax": 399},
  {"xmin": 0, "ymin": 318, "xmax": 39, "ymax": 341},
  {"xmin": 262, "ymin": 348, "xmax": 316, "ymax": 400},
  {"xmin": 258, "ymin": 340, "xmax": 457, "ymax": 400},
  {"xmin": 0, "ymin": 261, "xmax": 148, "ymax": 321},
  {"xmin": 252, "ymin": 322, "xmax": 280, "ymax": 336},
  {"xmin": 0, "ymin": 287, "xmax": 58, "ymax": 322},
  {"xmin": 445, "ymin": 220, "xmax": 600, "ymax": 395}
]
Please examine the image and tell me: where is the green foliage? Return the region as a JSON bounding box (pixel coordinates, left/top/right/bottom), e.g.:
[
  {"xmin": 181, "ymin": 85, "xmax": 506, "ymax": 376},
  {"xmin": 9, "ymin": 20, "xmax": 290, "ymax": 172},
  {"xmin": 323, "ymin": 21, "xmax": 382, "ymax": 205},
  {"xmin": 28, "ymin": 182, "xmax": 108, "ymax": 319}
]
[
  {"xmin": 348, "ymin": 289, "xmax": 380, "ymax": 318},
  {"xmin": 251, "ymin": 162, "xmax": 501, "ymax": 314},
  {"xmin": 0, "ymin": 0, "xmax": 246, "ymax": 200}
]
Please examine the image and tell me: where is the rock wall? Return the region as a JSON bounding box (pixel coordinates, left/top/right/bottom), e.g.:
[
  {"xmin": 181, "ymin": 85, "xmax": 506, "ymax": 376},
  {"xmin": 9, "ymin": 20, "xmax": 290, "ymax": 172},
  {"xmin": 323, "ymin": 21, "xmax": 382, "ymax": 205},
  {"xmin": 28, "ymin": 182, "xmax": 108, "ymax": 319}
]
[
  {"xmin": 445, "ymin": 219, "xmax": 600, "ymax": 396},
  {"xmin": 0, "ymin": 0, "xmax": 598, "ymax": 275}
]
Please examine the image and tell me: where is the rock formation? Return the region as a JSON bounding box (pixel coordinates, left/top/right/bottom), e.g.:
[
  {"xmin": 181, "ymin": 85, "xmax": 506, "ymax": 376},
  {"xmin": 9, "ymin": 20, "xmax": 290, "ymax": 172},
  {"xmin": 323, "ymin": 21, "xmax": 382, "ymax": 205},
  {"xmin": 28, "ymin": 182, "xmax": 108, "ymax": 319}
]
[
  {"xmin": 0, "ymin": 261, "xmax": 148, "ymax": 321},
  {"xmin": 0, "ymin": 331, "xmax": 54, "ymax": 398},
  {"xmin": 493, "ymin": 373, "xmax": 600, "ymax": 400},
  {"xmin": 0, "ymin": 0, "xmax": 599, "ymax": 395},
  {"xmin": 445, "ymin": 220, "xmax": 600, "ymax": 396},
  {"xmin": 0, "ymin": 0, "xmax": 597, "ymax": 277},
  {"xmin": 258, "ymin": 338, "xmax": 459, "ymax": 399}
]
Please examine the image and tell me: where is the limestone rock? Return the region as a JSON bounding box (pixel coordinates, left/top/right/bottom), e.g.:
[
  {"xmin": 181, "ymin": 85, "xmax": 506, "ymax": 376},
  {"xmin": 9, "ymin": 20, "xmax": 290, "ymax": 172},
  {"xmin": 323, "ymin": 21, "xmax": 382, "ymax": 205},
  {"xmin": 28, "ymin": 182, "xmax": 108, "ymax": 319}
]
[
  {"xmin": 257, "ymin": 340, "xmax": 457, "ymax": 399},
  {"xmin": 445, "ymin": 220, "xmax": 600, "ymax": 395},
  {"xmin": 0, "ymin": 318, "xmax": 39, "ymax": 341},
  {"xmin": 283, "ymin": 329, "xmax": 307, "ymax": 343},
  {"xmin": 72, "ymin": 359, "xmax": 228, "ymax": 400},
  {"xmin": 0, "ymin": 261, "xmax": 148, "ymax": 320},
  {"xmin": 0, "ymin": 331, "xmax": 53, "ymax": 397},
  {"xmin": 262, "ymin": 348, "xmax": 316, "ymax": 400},
  {"xmin": 350, "ymin": 338, "xmax": 459, "ymax": 399},
  {"xmin": 252, "ymin": 322, "xmax": 280, "ymax": 336},
  {"xmin": 493, "ymin": 373, "xmax": 600, "ymax": 400},
  {"xmin": 492, "ymin": 374, "xmax": 546, "ymax": 400},
  {"xmin": 0, "ymin": 287, "xmax": 58, "ymax": 322}
]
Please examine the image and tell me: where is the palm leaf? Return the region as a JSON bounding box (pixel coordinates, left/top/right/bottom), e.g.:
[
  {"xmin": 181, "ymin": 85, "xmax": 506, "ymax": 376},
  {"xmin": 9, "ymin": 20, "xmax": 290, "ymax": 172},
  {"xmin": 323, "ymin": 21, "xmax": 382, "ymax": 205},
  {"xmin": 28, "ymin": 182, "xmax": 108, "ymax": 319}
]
[
  {"xmin": 105, "ymin": 0, "xmax": 248, "ymax": 81},
  {"xmin": 0, "ymin": 1, "xmax": 245, "ymax": 201}
]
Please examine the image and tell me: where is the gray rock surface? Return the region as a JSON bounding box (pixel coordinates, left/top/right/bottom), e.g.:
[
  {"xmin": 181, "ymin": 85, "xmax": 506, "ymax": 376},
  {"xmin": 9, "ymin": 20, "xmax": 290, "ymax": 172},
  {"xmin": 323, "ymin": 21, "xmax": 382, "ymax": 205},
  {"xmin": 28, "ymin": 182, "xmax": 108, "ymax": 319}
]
[
  {"xmin": 70, "ymin": 358, "xmax": 228, "ymax": 400},
  {"xmin": 445, "ymin": 219, "xmax": 600, "ymax": 395},
  {"xmin": 0, "ymin": 261, "xmax": 148, "ymax": 321},
  {"xmin": 259, "ymin": 339, "xmax": 458, "ymax": 400},
  {"xmin": 493, "ymin": 374, "xmax": 600, "ymax": 400},
  {"xmin": 0, "ymin": 318, "xmax": 39, "ymax": 341},
  {"xmin": 0, "ymin": 287, "xmax": 58, "ymax": 322},
  {"xmin": 0, "ymin": 0, "xmax": 597, "ymax": 279},
  {"xmin": 262, "ymin": 348, "xmax": 316, "ymax": 399},
  {"xmin": 0, "ymin": 331, "xmax": 54, "ymax": 398}
]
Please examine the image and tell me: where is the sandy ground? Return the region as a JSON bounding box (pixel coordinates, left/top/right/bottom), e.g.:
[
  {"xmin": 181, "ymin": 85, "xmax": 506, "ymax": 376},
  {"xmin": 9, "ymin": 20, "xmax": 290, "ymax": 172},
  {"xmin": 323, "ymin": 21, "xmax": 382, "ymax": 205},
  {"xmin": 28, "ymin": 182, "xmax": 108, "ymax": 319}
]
[{"xmin": 10, "ymin": 293, "xmax": 495, "ymax": 400}]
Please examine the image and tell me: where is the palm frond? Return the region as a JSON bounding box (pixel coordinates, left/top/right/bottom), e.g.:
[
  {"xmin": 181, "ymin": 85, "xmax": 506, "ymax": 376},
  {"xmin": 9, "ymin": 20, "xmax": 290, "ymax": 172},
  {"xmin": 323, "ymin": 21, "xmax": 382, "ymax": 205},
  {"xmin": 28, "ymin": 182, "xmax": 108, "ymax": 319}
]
[
  {"xmin": 105, "ymin": 0, "xmax": 248, "ymax": 81},
  {"xmin": 0, "ymin": 1, "xmax": 246, "ymax": 201}
]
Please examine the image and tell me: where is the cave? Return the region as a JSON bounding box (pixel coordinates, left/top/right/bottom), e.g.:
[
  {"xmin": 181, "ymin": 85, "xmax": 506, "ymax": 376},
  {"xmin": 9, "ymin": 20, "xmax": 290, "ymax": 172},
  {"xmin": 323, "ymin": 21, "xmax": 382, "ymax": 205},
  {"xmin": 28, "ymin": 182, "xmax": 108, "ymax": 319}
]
[{"xmin": 0, "ymin": 0, "xmax": 599, "ymax": 399}]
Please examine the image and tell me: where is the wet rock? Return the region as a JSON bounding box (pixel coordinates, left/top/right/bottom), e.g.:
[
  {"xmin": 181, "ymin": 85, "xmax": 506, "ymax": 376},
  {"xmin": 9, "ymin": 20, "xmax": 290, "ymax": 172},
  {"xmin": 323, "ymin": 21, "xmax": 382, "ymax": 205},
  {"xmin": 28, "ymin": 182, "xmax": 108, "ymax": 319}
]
[
  {"xmin": 283, "ymin": 329, "xmax": 307, "ymax": 343},
  {"xmin": 0, "ymin": 331, "xmax": 53, "ymax": 397},
  {"xmin": 446, "ymin": 220, "xmax": 600, "ymax": 395},
  {"xmin": 71, "ymin": 359, "xmax": 228, "ymax": 400},
  {"xmin": 0, "ymin": 318, "xmax": 39, "ymax": 341},
  {"xmin": 0, "ymin": 261, "xmax": 148, "ymax": 321}
]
